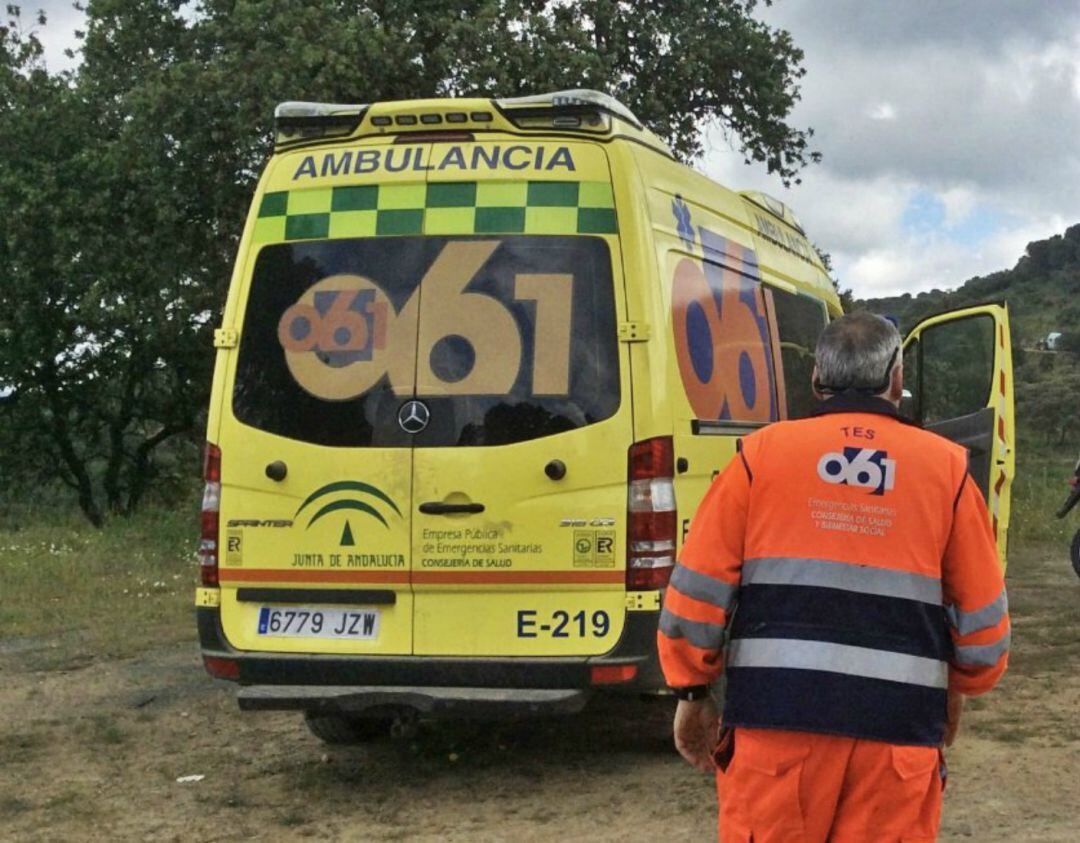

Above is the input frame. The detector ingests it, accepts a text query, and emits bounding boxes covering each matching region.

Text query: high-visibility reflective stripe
[954,631,1011,667]
[728,637,949,689]
[742,557,942,604]
[947,589,1008,635]
[669,564,738,611]
[659,607,726,651]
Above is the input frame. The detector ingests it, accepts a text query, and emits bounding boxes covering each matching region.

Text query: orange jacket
[658,394,1009,745]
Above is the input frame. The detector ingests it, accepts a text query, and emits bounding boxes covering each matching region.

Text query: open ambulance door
[901,303,1015,567]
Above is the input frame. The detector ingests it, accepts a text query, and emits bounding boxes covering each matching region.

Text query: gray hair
[814,312,901,393]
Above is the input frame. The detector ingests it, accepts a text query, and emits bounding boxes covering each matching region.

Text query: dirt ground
[2,542,1078,842]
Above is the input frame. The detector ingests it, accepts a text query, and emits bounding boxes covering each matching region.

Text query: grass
[965,438,1080,747]
[76,713,128,746]
[0,502,198,659]
[0,796,32,819]
[1008,439,1077,547]
[0,731,48,764]
[278,811,310,828]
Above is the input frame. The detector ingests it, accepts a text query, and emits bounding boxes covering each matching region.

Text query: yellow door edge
[904,302,1015,568]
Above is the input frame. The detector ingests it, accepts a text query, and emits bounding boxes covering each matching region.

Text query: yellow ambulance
[196,90,1014,742]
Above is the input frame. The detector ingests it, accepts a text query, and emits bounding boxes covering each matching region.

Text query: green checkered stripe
[253,181,617,242]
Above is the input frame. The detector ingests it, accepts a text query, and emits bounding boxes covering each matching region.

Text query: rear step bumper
[238,685,589,718]
[197,604,664,697]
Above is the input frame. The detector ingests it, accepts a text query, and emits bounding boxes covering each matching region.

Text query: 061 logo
[817,447,896,495]
[276,241,573,401]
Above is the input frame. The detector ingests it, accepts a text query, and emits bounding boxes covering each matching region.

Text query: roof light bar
[275,101,367,120]
[271,91,656,151]
[496,89,644,129]
[274,101,367,146]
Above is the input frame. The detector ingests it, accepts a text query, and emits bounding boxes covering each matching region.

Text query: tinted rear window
[233,236,619,447]
[766,287,829,419]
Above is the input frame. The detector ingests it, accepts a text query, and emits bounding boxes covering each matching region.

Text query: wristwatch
[672,685,710,701]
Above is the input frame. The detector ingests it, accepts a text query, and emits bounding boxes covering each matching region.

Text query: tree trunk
[103,354,140,513]
[42,368,104,527]
[124,425,186,515]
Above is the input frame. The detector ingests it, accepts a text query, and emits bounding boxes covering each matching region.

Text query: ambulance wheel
[1071,530,1080,580]
[303,711,391,744]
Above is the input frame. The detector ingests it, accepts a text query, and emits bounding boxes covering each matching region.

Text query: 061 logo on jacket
[817,447,897,495]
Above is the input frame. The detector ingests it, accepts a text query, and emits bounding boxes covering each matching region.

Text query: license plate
[256,606,380,640]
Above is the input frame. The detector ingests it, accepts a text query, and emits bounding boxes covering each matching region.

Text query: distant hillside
[857,225,1080,348]
[858,225,1080,446]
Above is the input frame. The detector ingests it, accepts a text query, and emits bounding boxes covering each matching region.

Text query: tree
[0,4,208,524]
[1,0,819,523]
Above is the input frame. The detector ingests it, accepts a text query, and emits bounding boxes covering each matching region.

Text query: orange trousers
[716,728,944,842]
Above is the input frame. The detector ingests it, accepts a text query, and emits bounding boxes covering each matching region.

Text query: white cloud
[866,102,897,121]
[939,187,977,228]
[695,0,1080,298]
[836,214,1069,299]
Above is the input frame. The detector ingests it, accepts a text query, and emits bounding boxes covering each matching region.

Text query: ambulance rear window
[232,236,619,447]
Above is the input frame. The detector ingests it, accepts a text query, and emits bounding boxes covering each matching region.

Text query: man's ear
[887,361,904,403]
[811,365,826,401]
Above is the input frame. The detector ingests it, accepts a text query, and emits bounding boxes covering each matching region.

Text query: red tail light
[590,664,638,685]
[199,443,221,587]
[203,655,239,680]
[627,437,677,590]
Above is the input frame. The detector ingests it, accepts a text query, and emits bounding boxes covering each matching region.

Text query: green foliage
[180,0,818,176]
[0,5,212,524]
[0,0,818,523]
[1013,351,1080,447]
[1058,330,1080,354]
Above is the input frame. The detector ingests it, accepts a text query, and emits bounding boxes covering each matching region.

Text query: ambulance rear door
[215,141,437,657]
[902,302,1015,564]
[408,141,633,657]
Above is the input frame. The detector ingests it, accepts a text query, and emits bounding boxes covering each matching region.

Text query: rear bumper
[197,604,664,712]
[238,685,589,717]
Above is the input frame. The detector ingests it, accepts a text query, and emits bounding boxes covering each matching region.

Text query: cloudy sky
[26,0,1080,298]
[703,0,1080,298]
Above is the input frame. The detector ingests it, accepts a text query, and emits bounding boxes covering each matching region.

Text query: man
[658,312,1009,842]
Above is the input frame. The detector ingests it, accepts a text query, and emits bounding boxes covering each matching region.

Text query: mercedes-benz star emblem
[398,400,430,434]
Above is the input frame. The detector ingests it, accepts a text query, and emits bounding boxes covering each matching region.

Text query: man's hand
[944,689,966,747]
[673,697,720,774]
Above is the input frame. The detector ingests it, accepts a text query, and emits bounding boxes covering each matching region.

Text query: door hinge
[618,321,651,342]
[214,327,238,349]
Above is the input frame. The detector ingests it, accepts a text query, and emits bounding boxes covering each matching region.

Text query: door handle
[419,502,485,515]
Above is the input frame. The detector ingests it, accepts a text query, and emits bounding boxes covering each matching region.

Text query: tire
[1071,530,1080,581]
[303,711,391,745]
